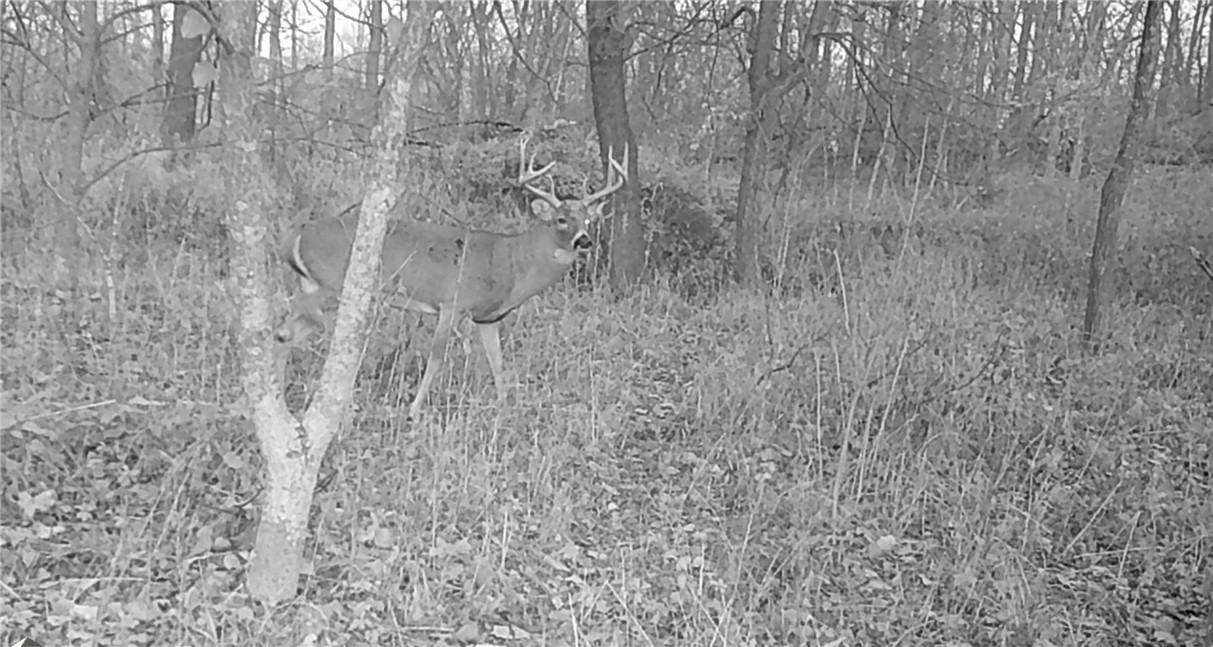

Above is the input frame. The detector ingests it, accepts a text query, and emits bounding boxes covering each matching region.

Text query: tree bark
[162,2,204,144]
[734,1,779,286]
[587,0,644,290]
[1082,0,1162,350]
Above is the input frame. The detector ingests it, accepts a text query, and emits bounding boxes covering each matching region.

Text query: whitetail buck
[277,136,629,420]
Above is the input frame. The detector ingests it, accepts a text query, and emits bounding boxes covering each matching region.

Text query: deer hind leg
[476,320,509,402]
[409,306,458,420]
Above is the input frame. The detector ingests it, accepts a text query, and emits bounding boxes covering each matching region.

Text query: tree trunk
[1044,2,1071,178]
[1070,1,1105,180]
[291,0,299,70]
[883,4,906,181]
[366,0,381,91]
[587,0,644,290]
[162,2,204,144]
[1156,0,1182,125]
[59,0,100,286]
[471,1,493,120]
[269,0,284,103]
[324,0,336,78]
[1205,1,1213,106]
[734,0,779,286]
[1011,3,1033,101]
[152,2,165,98]
[1083,0,1162,350]
[213,1,293,602]
[1028,2,1051,91]
[846,6,865,127]
[1182,0,1203,113]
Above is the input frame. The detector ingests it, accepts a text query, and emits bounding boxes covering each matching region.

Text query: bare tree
[587,0,644,289]
[1083,0,1162,349]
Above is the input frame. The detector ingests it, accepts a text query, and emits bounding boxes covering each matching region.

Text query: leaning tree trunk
[1082,0,1161,349]
[587,0,644,290]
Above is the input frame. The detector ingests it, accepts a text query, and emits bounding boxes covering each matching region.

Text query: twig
[1189,246,1212,282]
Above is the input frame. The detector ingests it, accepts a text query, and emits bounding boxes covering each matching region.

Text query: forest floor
[1,168,1210,646]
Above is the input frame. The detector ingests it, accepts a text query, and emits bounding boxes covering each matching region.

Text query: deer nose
[573,234,592,249]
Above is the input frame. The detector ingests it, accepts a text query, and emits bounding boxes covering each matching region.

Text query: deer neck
[507,227,577,292]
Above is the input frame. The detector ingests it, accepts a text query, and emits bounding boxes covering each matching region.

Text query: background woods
[2,1,1212,645]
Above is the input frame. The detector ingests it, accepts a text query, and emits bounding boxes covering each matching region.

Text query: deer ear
[531,199,556,221]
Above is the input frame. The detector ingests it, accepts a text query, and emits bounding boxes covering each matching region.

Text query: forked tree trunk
[1082,0,1161,349]
[217,0,433,602]
[587,0,644,290]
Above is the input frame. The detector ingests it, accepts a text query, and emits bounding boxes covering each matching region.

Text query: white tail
[277,136,629,420]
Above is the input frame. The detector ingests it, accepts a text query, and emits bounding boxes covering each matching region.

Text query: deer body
[284,214,586,329]
[278,138,628,420]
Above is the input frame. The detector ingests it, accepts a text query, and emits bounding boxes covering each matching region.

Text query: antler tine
[517,135,562,208]
[583,144,630,206]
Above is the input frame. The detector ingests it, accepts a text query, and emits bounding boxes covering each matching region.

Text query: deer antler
[583,145,629,212]
[518,135,562,208]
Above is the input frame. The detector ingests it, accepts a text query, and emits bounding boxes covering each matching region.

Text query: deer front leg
[409,306,458,420]
[476,320,509,402]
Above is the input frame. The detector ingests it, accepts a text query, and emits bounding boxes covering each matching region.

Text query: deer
[276,136,629,420]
